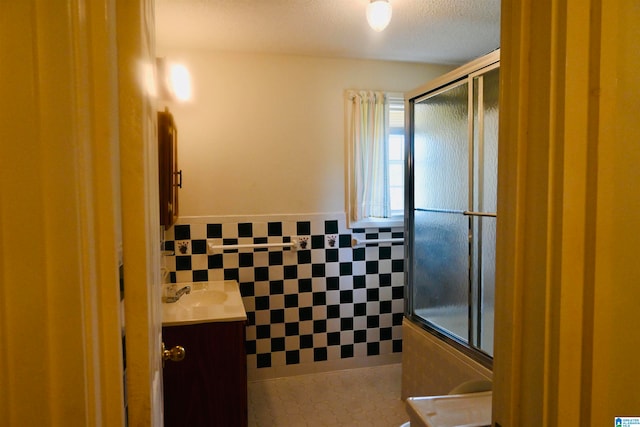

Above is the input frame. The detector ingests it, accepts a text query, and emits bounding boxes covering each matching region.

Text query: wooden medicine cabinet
[158,108,181,229]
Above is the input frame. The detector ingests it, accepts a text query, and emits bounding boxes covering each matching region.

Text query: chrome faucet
[164,285,191,303]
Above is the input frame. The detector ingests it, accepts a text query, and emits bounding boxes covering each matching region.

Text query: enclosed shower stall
[405,51,499,365]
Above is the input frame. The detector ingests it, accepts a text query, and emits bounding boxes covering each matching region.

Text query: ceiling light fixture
[366,0,392,32]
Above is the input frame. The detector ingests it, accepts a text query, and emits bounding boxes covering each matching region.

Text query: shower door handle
[415,208,497,217]
[463,211,497,218]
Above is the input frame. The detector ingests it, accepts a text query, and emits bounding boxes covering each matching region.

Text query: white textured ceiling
[155,0,500,65]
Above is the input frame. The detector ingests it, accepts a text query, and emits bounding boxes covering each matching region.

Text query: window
[387,96,405,216]
[346,91,404,229]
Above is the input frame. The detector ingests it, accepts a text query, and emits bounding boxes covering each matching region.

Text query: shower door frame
[404,51,500,368]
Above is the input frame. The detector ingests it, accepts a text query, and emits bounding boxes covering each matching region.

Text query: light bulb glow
[366,0,392,32]
[168,63,191,102]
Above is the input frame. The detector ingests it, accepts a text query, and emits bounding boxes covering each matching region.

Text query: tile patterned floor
[248,363,409,427]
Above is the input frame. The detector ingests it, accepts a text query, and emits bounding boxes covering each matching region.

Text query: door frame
[117,0,165,425]
[494,0,640,425]
[0,1,127,424]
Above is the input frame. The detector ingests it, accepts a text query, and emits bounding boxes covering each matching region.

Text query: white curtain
[347,90,389,222]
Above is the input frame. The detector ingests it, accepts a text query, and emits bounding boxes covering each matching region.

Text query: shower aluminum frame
[403,50,500,368]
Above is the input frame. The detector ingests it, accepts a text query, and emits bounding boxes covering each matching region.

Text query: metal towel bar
[351,237,404,247]
[207,240,297,252]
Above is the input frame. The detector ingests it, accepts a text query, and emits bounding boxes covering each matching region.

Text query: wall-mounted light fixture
[156,58,192,102]
[366,0,392,32]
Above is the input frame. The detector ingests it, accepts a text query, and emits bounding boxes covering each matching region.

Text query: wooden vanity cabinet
[158,108,180,229]
[162,321,248,427]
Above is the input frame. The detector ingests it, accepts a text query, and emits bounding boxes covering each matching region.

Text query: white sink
[162,281,246,326]
[184,288,228,306]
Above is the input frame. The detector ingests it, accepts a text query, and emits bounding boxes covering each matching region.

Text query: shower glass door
[406,56,499,360]
[411,81,470,342]
[471,67,499,355]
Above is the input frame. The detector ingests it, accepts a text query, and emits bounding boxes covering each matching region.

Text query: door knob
[162,342,186,363]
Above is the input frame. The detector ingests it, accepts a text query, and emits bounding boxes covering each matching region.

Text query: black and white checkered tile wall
[163,215,405,371]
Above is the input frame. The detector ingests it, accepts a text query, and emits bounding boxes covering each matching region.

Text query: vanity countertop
[162,280,247,326]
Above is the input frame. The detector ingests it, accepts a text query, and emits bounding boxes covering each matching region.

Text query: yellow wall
[156,49,452,216]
